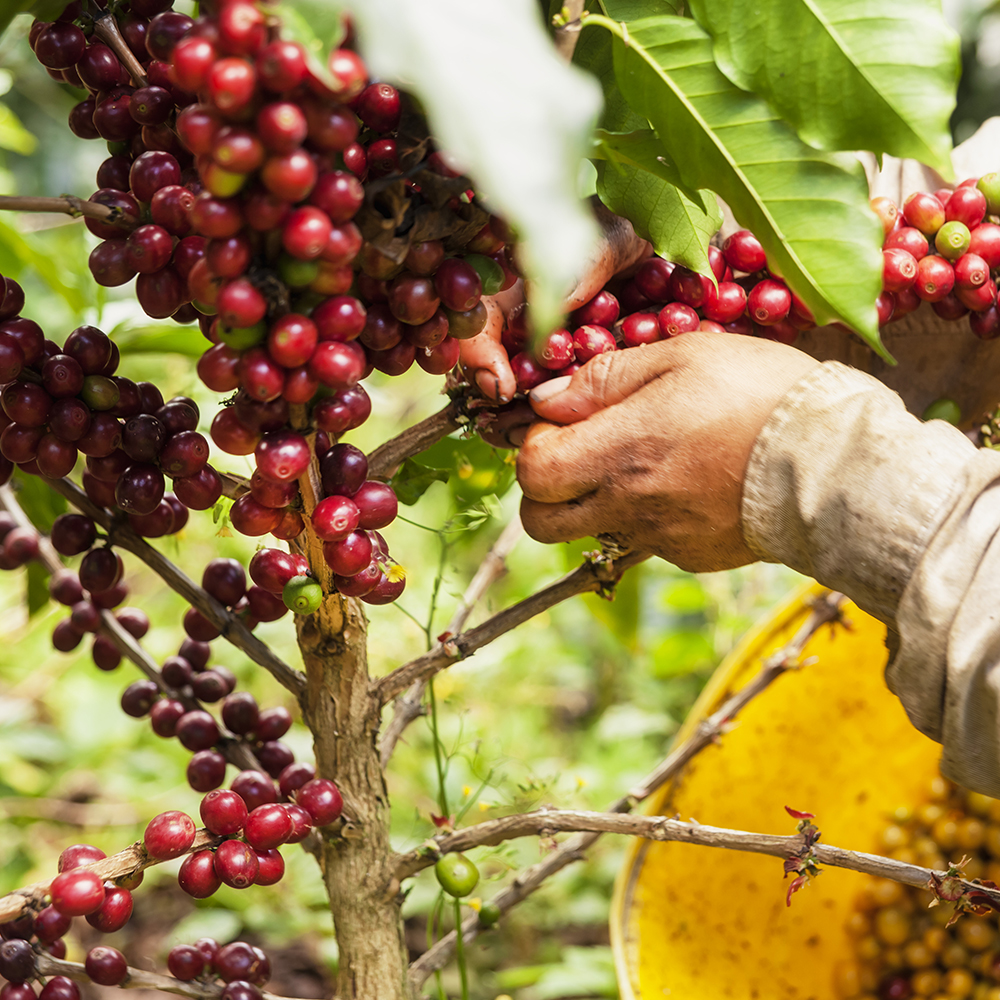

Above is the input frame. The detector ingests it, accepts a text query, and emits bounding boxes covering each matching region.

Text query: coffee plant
[0,0,984,997]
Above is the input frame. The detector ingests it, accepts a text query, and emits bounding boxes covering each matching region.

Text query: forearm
[742,363,1000,793]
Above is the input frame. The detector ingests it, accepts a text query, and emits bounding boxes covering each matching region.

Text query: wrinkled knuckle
[519,498,557,543]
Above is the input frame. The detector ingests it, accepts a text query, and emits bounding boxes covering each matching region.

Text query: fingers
[519,493,604,546]
[528,342,675,425]
[458,296,515,402]
[564,199,652,312]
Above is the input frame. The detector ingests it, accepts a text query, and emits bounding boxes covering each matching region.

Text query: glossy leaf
[0,217,87,313]
[26,562,49,618]
[594,132,721,275]
[0,104,36,156]
[586,14,886,356]
[279,0,348,92]
[109,322,206,356]
[12,469,66,534]
[353,0,602,333]
[415,435,516,506]
[687,0,958,176]
[391,457,450,506]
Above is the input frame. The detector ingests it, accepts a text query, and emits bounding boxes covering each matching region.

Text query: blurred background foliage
[1,2,998,997]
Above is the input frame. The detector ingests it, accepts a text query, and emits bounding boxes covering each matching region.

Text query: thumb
[527,345,672,425]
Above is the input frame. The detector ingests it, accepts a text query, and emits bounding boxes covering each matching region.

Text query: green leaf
[413,435,516,506]
[593,133,721,275]
[11,470,66,534]
[0,103,36,155]
[278,0,348,92]
[651,629,715,676]
[26,561,49,617]
[586,14,886,357]
[109,321,206,356]
[0,217,87,313]
[390,458,450,506]
[687,0,959,177]
[352,0,602,333]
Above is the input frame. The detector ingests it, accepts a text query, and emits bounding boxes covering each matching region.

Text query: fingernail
[530,376,573,403]
[507,426,528,447]
[476,369,502,401]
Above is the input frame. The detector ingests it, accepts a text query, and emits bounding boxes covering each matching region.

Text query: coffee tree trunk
[293,424,410,999]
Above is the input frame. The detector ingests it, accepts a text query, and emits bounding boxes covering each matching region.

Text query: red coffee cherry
[295,778,343,826]
[143,809,196,860]
[213,839,259,889]
[49,870,105,916]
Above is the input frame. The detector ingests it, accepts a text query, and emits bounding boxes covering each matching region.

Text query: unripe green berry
[80,375,121,411]
[935,221,971,260]
[978,172,1000,216]
[478,900,501,927]
[278,255,320,289]
[434,854,479,898]
[922,397,962,425]
[217,322,266,350]
[283,575,323,615]
[463,254,504,296]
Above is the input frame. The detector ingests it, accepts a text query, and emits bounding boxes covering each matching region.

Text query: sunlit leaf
[12,469,66,533]
[391,457,450,506]
[352,0,602,332]
[688,0,958,176]
[585,14,886,357]
[25,561,49,617]
[0,103,36,155]
[414,435,516,506]
[0,216,87,312]
[278,0,348,92]
[109,321,206,356]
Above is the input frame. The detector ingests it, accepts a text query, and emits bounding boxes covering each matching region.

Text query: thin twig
[407,591,846,984]
[378,515,524,766]
[377,549,649,704]
[553,0,587,61]
[366,402,461,481]
[44,477,306,699]
[92,13,149,89]
[219,469,251,501]
[0,195,137,228]
[397,809,994,898]
[0,830,222,923]
[36,952,333,1000]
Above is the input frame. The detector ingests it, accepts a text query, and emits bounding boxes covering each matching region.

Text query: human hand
[516,332,819,572]
[458,199,650,403]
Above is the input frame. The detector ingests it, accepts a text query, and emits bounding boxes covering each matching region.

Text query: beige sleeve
[741,362,1000,796]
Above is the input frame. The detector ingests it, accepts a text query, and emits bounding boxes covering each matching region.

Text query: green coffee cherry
[922,397,962,425]
[934,221,971,261]
[477,900,501,927]
[80,375,121,412]
[463,254,505,296]
[978,172,1000,216]
[283,575,323,615]
[279,254,321,289]
[444,302,488,340]
[434,854,479,898]
[217,322,266,350]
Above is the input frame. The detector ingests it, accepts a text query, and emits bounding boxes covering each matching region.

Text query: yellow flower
[478,801,493,812]
[462,785,472,797]
[387,563,406,583]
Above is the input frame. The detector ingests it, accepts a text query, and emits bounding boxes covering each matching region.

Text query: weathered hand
[516,332,819,572]
[458,199,650,402]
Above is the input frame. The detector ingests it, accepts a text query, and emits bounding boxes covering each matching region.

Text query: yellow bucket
[611,583,944,999]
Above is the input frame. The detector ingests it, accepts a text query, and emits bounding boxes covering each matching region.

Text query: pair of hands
[456,209,818,572]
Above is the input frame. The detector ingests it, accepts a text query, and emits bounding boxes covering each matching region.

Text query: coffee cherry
[203,558,247,607]
[0,940,34,983]
[903,191,946,235]
[150,698,185,737]
[144,810,196,860]
[747,279,792,325]
[295,777,342,826]
[923,397,962,424]
[178,850,222,899]
[255,706,292,742]
[85,946,128,987]
[243,803,293,851]
[214,839,259,889]
[121,679,160,718]
[38,979,78,1000]
[282,576,322,615]
[231,769,278,810]
[33,907,71,945]
[188,749,227,792]
[915,255,955,301]
[702,282,748,324]
[168,945,205,981]
[176,709,221,751]
[200,788,249,835]
[323,531,373,577]
[935,220,971,260]
[435,854,479,897]
[722,230,766,272]
[946,185,987,228]
[85,886,133,933]
[882,248,918,293]
[352,481,398,530]
[50,869,105,916]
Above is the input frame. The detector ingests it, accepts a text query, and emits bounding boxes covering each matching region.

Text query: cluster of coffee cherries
[0,304,222,515]
[166,937,272,1000]
[139,769,341,898]
[497,175,1000,400]
[840,775,1000,1000]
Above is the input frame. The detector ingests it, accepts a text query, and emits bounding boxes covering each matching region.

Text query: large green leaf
[586,14,886,356]
[0,217,87,313]
[109,321,205,356]
[687,0,959,177]
[352,0,602,333]
[594,153,720,275]
[278,0,348,92]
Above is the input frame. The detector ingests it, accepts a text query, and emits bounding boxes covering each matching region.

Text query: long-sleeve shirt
[741,362,1000,795]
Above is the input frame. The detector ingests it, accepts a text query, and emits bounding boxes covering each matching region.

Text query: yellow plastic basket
[611,583,943,999]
